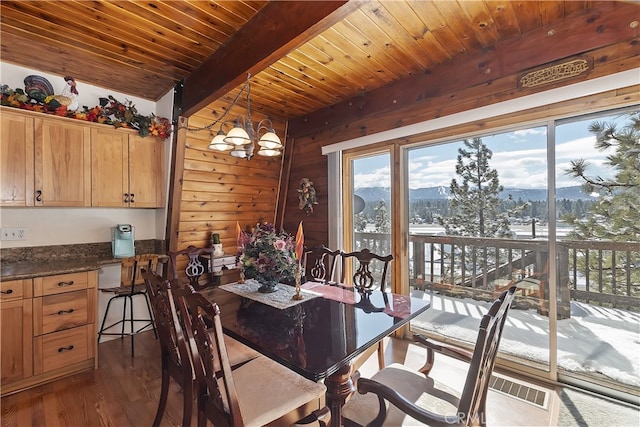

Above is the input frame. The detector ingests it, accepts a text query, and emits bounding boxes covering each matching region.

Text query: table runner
[301,282,413,319]
[220,279,320,310]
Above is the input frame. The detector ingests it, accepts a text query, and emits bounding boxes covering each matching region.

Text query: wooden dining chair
[341,248,394,370]
[303,245,341,284]
[342,286,517,427]
[141,268,193,427]
[168,245,214,289]
[98,254,159,356]
[174,290,330,427]
[341,248,393,292]
[141,269,260,427]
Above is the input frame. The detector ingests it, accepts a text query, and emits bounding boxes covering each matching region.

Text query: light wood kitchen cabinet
[34,116,91,206]
[0,271,97,396]
[91,128,164,208]
[0,110,35,206]
[0,280,33,386]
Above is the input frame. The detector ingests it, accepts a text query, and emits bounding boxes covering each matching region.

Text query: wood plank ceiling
[0,0,622,123]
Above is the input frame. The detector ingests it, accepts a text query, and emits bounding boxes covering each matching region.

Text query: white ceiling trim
[322,68,640,155]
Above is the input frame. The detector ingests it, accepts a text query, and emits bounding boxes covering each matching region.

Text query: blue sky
[353,111,630,190]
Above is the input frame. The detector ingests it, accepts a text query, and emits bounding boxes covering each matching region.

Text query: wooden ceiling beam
[288,1,640,137]
[181,0,360,117]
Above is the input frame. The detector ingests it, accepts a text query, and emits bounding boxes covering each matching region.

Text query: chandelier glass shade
[205,74,283,159]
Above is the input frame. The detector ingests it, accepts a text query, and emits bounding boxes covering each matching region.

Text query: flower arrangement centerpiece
[238,222,298,293]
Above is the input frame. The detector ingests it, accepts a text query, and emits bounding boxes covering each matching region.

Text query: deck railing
[353,232,640,318]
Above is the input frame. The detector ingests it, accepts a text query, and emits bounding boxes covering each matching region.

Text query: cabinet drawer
[34,325,93,374]
[1,280,31,302]
[35,325,90,374]
[34,272,90,296]
[36,290,89,335]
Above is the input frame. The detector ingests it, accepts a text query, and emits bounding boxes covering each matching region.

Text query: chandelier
[206,74,282,159]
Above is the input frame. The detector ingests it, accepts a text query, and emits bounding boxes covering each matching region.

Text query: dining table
[197,275,431,427]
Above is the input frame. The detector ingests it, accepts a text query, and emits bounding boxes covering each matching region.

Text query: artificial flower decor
[1,85,171,138]
[238,222,298,292]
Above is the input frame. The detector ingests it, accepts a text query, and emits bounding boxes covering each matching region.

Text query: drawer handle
[1,289,13,294]
[57,281,75,287]
[58,345,74,353]
[58,308,75,315]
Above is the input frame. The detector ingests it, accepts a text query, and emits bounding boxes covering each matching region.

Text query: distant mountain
[355,185,595,203]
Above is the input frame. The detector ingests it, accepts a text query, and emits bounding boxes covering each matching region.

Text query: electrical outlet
[15,227,26,240]
[0,227,27,241]
[0,227,12,241]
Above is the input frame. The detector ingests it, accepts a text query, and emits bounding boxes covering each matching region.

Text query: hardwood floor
[1,330,558,427]
[1,330,189,427]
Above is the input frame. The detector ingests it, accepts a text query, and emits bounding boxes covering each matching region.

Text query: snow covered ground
[410,291,640,388]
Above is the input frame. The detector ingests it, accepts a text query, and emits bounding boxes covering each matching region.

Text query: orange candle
[295,221,304,264]
[236,221,242,248]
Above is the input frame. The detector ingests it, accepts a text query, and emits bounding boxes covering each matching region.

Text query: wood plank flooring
[1,330,558,426]
[1,331,189,427]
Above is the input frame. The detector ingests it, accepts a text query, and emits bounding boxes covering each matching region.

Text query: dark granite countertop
[0,257,121,281]
[0,240,167,281]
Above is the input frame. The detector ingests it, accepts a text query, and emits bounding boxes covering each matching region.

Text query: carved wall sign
[520,58,591,88]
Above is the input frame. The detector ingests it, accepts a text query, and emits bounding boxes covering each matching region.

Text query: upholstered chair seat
[342,363,460,426]
[222,355,326,426]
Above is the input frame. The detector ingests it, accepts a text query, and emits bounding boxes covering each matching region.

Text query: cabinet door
[128,134,164,208]
[91,127,128,207]
[34,117,91,206]
[0,109,34,206]
[0,298,33,384]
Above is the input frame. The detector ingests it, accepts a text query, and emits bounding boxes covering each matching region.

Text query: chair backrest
[141,269,191,387]
[168,245,213,288]
[303,245,341,283]
[121,254,160,287]
[457,286,517,425]
[340,248,393,291]
[174,289,244,426]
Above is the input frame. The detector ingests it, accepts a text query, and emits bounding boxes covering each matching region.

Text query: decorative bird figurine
[60,76,79,110]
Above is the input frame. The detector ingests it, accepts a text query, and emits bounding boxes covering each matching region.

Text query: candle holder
[292,264,304,300]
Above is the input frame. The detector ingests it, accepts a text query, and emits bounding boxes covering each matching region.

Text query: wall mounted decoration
[298,178,318,215]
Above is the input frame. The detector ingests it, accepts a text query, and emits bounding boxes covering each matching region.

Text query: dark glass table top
[199,281,430,381]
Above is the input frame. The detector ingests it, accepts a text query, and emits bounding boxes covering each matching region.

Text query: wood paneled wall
[170,100,288,254]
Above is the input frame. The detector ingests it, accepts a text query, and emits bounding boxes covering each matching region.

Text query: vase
[257,276,279,293]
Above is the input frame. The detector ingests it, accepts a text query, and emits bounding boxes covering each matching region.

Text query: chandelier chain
[177,74,252,132]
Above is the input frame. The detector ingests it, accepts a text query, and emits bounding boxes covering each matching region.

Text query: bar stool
[98,254,160,356]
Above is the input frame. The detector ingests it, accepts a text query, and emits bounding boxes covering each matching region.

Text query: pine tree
[564,112,640,241]
[354,212,368,232]
[373,199,390,233]
[563,111,640,298]
[437,137,513,238]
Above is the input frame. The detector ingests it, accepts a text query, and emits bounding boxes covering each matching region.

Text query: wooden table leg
[325,362,355,427]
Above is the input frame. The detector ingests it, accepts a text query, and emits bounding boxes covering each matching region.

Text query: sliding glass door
[554,109,640,398]
[343,149,393,289]
[405,127,552,380]
[340,106,639,401]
